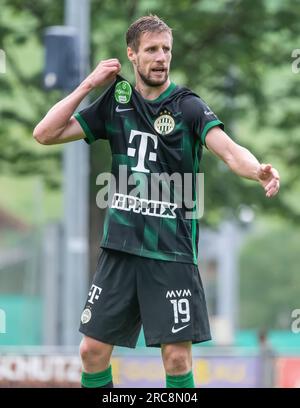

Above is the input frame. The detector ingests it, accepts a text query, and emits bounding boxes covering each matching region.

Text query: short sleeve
[74,82,114,144]
[182,95,224,147]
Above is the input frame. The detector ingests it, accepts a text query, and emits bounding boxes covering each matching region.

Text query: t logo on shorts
[88,284,102,304]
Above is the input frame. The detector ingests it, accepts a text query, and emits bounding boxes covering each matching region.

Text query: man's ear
[127,46,136,65]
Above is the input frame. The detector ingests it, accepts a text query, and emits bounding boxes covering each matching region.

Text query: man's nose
[155,49,166,61]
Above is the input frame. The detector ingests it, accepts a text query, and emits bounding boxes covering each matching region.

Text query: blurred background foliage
[0,0,300,329]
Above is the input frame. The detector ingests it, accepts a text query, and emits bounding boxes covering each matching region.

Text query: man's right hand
[33,58,121,145]
[85,59,121,89]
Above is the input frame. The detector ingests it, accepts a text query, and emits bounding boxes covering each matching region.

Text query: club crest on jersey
[115,80,132,104]
[154,111,175,135]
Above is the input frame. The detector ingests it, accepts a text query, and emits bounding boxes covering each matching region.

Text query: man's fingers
[93,59,121,74]
[100,59,121,67]
[259,163,280,198]
[266,186,279,198]
[265,185,276,195]
[102,62,121,69]
[265,180,280,197]
[272,168,280,180]
[261,163,272,173]
[258,164,271,180]
[103,65,120,74]
[87,59,122,88]
[100,58,120,64]
[259,164,280,184]
[265,178,277,191]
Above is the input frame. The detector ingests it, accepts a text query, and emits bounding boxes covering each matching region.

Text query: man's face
[128,31,172,87]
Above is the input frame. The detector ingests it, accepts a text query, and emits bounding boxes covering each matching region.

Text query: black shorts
[79,249,211,348]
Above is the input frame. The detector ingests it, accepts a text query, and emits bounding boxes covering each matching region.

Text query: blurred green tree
[239,222,300,329]
[0,0,63,188]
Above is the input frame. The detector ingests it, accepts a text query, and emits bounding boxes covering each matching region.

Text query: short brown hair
[126,15,172,52]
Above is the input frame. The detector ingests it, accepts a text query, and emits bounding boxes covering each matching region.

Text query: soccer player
[33,15,280,388]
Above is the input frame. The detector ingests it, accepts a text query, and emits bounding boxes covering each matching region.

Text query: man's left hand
[258,163,280,198]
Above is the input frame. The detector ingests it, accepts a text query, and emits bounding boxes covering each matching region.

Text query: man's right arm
[33,59,121,145]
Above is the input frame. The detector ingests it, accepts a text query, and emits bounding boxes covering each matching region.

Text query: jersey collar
[145,82,177,103]
[136,82,177,104]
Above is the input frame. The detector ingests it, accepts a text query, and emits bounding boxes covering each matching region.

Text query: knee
[162,343,192,375]
[79,336,111,366]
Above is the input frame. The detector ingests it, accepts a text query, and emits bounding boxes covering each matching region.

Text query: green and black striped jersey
[75,75,224,264]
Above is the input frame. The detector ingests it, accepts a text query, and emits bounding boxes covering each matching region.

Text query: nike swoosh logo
[204,110,213,115]
[171,324,190,334]
[116,105,134,113]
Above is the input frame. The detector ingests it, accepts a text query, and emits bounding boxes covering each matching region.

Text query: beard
[137,65,169,87]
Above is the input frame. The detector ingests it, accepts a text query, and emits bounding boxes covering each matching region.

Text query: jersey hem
[100,243,197,265]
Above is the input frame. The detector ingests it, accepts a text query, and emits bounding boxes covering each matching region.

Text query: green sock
[81,365,113,388]
[166,370,195,388]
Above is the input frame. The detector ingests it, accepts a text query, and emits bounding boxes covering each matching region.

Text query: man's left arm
[205,126,280,198]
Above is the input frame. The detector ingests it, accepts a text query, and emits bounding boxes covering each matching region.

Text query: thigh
[79,249,142,348]
[136,259,211,347]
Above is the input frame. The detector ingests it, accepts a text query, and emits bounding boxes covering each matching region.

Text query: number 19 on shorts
[170,299,190,324]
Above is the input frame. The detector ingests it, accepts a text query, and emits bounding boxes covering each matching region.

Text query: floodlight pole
[61,0,90,345]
